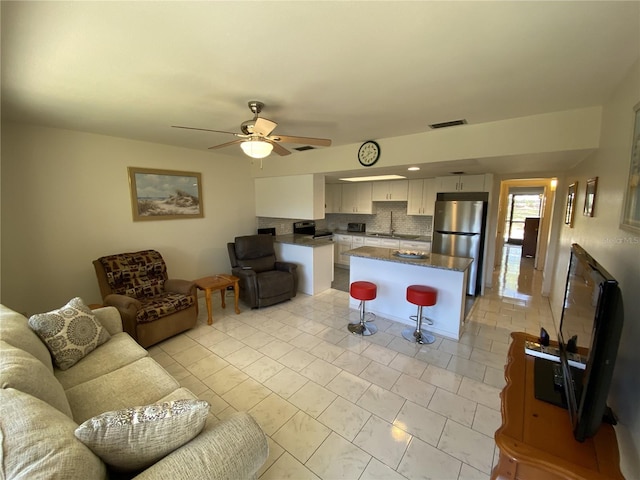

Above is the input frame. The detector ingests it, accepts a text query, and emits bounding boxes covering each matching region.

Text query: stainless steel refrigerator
[432,200,486,296]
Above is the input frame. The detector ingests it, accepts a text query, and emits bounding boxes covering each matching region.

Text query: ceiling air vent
[293,146,316,152]
[429,119,468,129]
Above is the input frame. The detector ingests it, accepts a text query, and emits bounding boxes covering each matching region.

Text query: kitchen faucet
[390,211,394,236]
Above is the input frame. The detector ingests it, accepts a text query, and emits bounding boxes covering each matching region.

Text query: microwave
[347,223,366,233]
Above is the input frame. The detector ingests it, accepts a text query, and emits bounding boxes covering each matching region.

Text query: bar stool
[348,281,378,336]
[402,285,436,344]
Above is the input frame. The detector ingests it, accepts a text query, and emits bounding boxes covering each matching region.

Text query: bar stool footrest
[401,327,435,345]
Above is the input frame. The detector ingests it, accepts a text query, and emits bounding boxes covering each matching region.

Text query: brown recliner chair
[228,235,298,308]
[93,249,197,348]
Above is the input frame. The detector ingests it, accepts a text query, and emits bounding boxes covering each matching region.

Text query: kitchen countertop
[333,230,432,242]
[274,234,334,247]
[344,246,472,272]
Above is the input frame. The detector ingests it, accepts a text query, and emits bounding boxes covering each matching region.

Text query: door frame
[494,178,556,271]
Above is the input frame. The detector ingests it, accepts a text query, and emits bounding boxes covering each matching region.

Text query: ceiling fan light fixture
[240,139,273,159]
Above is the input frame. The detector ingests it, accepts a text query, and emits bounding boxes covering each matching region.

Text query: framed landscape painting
[128,167,203,221]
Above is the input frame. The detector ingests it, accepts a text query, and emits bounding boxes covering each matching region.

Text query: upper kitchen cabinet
[325,184,342,213]
[371,180,408,201]
[407,178,436,216]
[437,174,487,192]
[255,174,325,219]
[341,183,375,214]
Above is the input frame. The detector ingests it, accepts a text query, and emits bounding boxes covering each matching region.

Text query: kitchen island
[274,234,334,295]
[345,246,472,340]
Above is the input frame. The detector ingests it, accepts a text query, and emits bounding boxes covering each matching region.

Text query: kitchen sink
[366,233,420,240]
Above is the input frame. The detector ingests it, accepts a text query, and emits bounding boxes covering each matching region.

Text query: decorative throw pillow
[28,297,111,370]
[74,399,210,472]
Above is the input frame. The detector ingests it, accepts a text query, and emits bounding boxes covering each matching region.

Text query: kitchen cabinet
[407,178,436,216]
[371,180,408,201]
[365,237,400,249]
[334,234,353,266]
[399,240,431,253]
[341,183,374,214]
[437,174,486,193]
[255,174,325,219]
[325,184,342,213]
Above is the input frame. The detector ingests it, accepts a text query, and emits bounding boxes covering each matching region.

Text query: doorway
[494,180,555,276]
[504,193,543,245]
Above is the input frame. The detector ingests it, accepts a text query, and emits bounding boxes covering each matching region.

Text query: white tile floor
[148,245,554,480]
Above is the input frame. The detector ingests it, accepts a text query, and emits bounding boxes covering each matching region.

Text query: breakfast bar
[345,246,472,340]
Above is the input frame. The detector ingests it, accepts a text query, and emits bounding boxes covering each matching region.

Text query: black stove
[293,221,333,239]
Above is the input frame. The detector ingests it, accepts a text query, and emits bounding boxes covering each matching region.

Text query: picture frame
[128,167,203,221]
[565,181,578,228]
[583,177,598,217]
[620,102,640,233]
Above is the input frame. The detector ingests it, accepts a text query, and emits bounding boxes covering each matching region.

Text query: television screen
[557,244,623,441]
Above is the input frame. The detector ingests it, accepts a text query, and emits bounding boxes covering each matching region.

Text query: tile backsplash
[258,202,432,236]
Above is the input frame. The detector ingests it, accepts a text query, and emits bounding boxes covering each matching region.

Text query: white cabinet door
[379,238,400,249]
[422,178,436,215]
[335,234,353,266]
[325,184,342,213]
[364,237,380,247]
[342,184,374,214]
[388,180,408,201]
[364,237,399,248]
[437,174,486,192]
[351,235,365,246]
[407,178,436,215]
[399,240,431,253]
[372,180,408,201]
[458,174,485,192]
[355,184,374,213]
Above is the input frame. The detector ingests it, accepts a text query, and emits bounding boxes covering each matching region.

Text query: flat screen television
[535,243,624,441]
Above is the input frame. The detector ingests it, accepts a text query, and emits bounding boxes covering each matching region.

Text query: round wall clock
[358,140,380,167]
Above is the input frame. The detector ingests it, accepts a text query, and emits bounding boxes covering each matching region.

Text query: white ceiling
[2,1,639,176]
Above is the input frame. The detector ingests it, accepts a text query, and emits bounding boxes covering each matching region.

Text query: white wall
[1,124,257,315]
[249,107,602,178]
[548,60,640,476]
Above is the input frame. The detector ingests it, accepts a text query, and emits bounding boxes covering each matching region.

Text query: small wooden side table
[193,274,240,325]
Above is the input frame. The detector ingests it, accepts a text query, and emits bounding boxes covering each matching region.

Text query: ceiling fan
[172,101,332,159]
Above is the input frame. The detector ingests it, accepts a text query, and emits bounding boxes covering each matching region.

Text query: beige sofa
[0,304,269,479]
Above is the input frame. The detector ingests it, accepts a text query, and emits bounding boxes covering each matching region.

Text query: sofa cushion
[0,388,107,480]
[55,332,148,390]
[65,357,181,423]
[0,340,73,418]
[0,304,54,372]
[75,399,209,472]
[28,297,111,370]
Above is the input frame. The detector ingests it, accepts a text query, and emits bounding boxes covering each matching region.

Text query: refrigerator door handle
[436,231,477,236]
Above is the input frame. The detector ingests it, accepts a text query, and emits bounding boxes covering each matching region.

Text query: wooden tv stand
[492,332,623,480]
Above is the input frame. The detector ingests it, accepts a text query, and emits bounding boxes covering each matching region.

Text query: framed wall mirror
[583,177,598,217]
[565,182,578,227]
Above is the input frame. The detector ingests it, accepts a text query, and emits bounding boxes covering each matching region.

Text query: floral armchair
[93,249,197,347]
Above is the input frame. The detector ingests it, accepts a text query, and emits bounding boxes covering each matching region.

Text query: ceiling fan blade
[268,140,291,156]
[270,135,332,147]
[172,125,242,136]
[207,139,244,150]
[253,118,278,137]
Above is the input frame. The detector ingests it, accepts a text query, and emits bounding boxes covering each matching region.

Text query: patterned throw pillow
[28,297,111,370]
[74,399,210,472]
